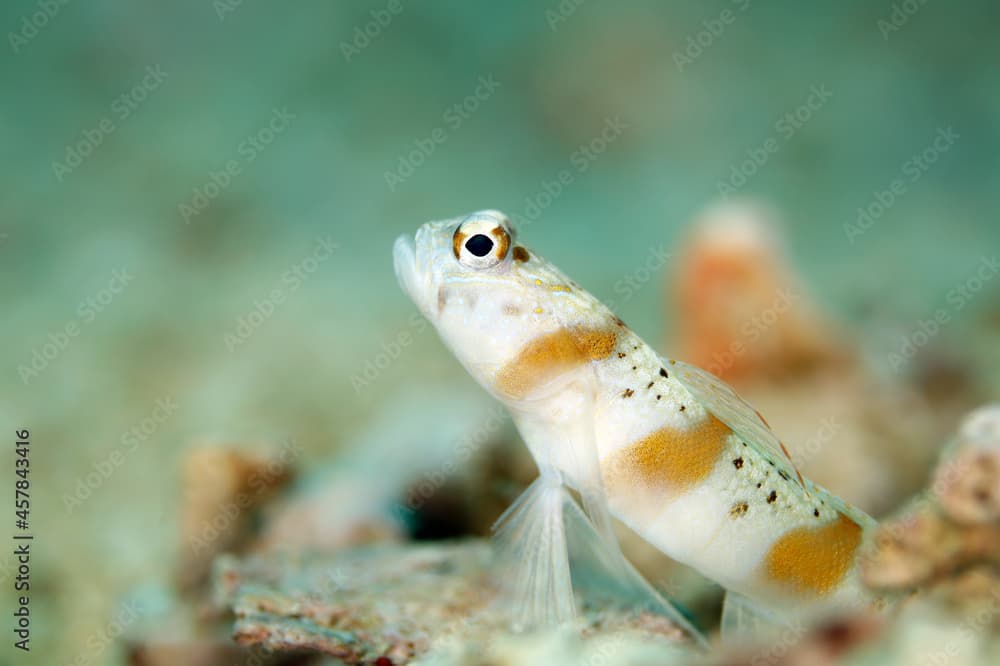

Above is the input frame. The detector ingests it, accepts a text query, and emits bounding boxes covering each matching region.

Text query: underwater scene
[2,1,999,664]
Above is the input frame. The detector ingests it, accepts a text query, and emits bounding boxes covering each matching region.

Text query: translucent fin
[493,472,708,648]
[665,357,880,529]
[721,591,791,643]
[562,494,709,650]
[665,357,807,491]
[492,473,577,629]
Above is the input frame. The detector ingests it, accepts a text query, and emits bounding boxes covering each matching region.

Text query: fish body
[393,210,877,615]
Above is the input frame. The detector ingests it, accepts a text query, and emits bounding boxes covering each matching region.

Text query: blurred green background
[1,1,998,664]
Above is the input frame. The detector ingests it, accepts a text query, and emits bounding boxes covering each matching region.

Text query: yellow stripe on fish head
[494,326,619,400]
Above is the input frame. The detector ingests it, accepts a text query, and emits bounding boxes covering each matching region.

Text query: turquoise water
[1,2,998,664]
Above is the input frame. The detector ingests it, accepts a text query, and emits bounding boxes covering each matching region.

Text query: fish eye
[466,234,494,257]
[453,214,511,269]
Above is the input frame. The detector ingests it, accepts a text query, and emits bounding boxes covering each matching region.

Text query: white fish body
[393,210,878,624]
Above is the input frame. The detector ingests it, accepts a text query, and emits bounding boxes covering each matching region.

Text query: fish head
[394,209,596,402]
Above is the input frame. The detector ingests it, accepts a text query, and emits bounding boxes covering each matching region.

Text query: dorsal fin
[664,357,807,495]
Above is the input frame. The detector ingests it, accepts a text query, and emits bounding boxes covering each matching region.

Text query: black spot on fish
[767,491,777,504]
[679,405,686,412]
[647,381,655,389]
[618,352,627,359]
[730,502,749,518]
[623,388,635,398]
[656,395,662,400]
[814,508,820,518]
[733,457,744,470]
[660,368,669,378]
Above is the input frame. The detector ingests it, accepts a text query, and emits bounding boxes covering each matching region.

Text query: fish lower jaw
[392,234,422,306]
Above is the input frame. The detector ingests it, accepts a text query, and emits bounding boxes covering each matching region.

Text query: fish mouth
[393,233,417,300]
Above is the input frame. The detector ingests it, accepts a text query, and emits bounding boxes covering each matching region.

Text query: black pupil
[466,234,494,257]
